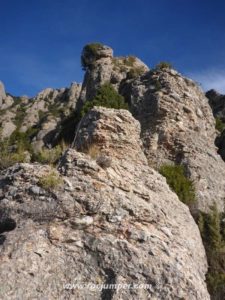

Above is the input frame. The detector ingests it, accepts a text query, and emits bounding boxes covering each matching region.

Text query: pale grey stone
[0,108,209,299]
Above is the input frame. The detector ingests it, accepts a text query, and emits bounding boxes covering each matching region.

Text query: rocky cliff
[206,89,225,162]
[0,81,81,149]
[78,43,149,109]
[0,108,209,299]
[121,68,225,213]
[1,43,225,299]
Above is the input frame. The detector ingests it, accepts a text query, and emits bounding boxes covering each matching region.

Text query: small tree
[81,83,128,117]
[81,43,104,70]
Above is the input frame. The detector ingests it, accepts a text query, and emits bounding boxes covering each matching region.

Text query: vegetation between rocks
[81,83,128,117]
[32,143,66,165]
[159,164,225,298]
[81,42,104,69]
[198,206,225,299]
[215,117,225,133]
[0,127,66,169]
[159,164,196,205]
[38,169,63,191]
[156,61,173,70]
[0,138,28,169]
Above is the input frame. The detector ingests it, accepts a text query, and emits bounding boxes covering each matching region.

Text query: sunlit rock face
[122,68,225,212]
[0,107,209,299]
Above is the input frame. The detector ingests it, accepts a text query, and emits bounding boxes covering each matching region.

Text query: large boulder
[0,107,209,299]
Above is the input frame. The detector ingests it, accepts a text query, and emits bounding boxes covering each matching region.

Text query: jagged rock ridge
[1,42,225,299]
[0,108,209,299]
[0,81,81,148]
[122,68,225,212]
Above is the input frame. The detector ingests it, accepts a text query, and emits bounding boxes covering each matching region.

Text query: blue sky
[1,0,225,96]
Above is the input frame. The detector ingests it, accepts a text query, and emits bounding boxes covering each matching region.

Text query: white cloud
[187,69,225,93]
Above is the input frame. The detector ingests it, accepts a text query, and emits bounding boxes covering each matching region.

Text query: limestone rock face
[0,81,6,106]
[78,44,149,108]
[0,110,17,138]
[81,43,113,67]
[0,82,82,145]
[123,68,225,212]
[0,81,15,111]
[0,108,209,299]
[206,89,225,161]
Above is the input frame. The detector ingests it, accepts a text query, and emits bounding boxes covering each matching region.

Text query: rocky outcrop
[1,44,225,214]
[0,81,81,146]
[0,81,14,110]
[206,89,225,120]
[0,107,209,299]
[0,81,6,106]
[121,68,225,212]
[205,90,225,162]
[78,43,149,109]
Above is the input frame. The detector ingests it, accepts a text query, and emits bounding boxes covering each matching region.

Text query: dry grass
[86,144,101,159]
[38,168,63,191]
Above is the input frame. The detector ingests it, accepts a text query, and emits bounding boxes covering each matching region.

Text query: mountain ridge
[0,43,225,299]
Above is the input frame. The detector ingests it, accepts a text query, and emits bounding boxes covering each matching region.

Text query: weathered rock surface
[0,81,14,111]
[0,81,81,145]
[78,44,149,109]
[1,45,225,214]
[206,89,225,120]
[0,81,6,106]
[205,89,225,161]
[0,108,209,299]
[121,68,225,212]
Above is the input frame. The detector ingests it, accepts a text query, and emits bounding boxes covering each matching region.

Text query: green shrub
[159,164,196,205]
[123,56,136,67]
[0,138,27,169]
[9,128,36,152]
[215,117,225,133]
[81,43,104,69]
[38,169,63,191]
[47,104,64,118]
[14,106,26,128]
[83,43,103,55]
[81,83,128,117]
[198,206,225,299]
[156,61,173,70]
[38,110,45,121]
[112,56,145,76]
[127,66,146,79]
[154,80,162,91]
[0,126,39,169]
